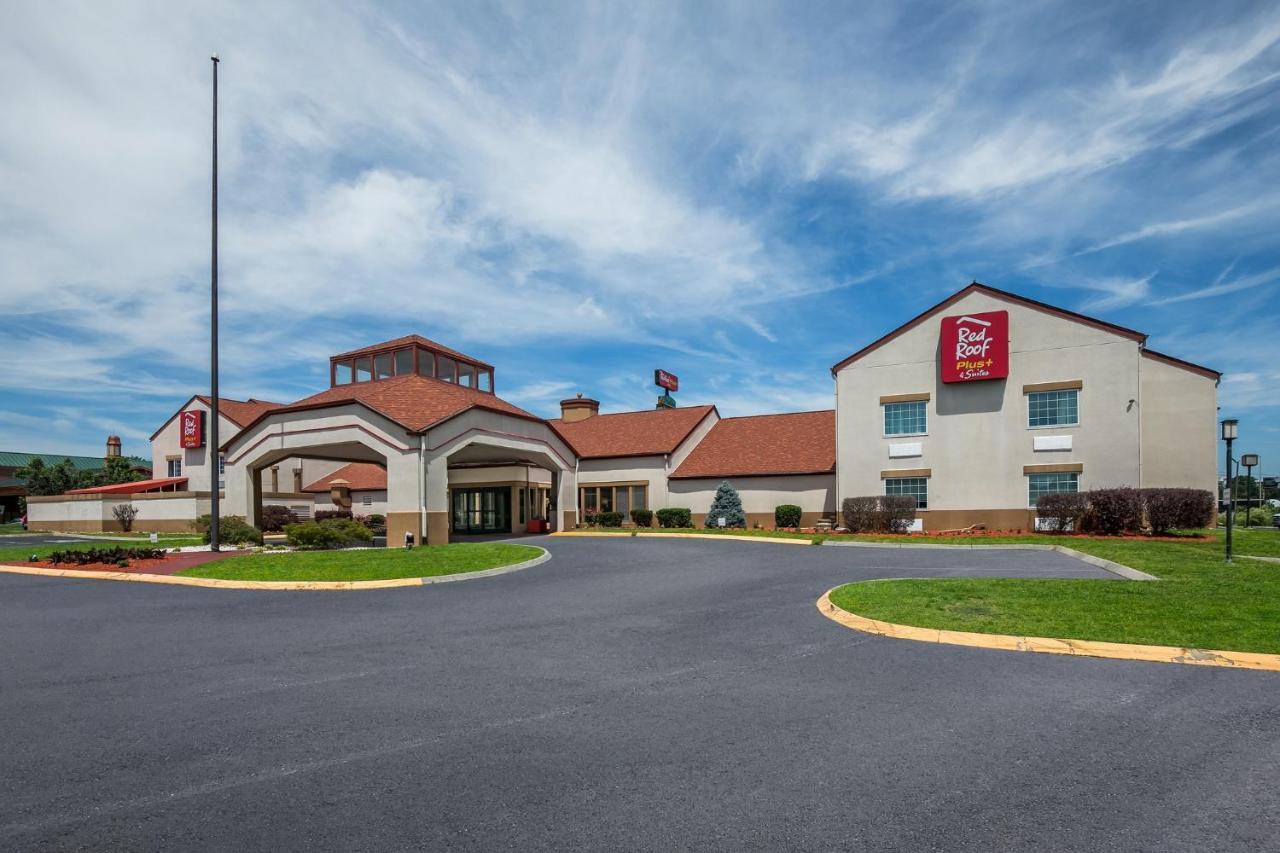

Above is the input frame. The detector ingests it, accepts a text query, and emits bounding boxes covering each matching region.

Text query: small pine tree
[705,480,746,528]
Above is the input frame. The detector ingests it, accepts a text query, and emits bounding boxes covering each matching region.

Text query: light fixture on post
[1221,418,1238,563]
[1241,453,1260,530]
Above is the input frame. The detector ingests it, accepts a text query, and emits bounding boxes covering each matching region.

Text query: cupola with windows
[329,335,495,393]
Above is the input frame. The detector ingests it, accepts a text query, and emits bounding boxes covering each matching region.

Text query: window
[361,494,373,507]
[218,454,225,475]
[631,485,647,510]
[616,487,630,516]
[1028,389,1078,428]
[394,348,413,376]
[885,476,928,509]
[438,356,457,383]
[1028,472,1079,507]
[477,369,492,392]
[519,488,526,524]
[417,350,435,378]
[167,457,181,477]
[457,363,474,388]
[599,487,613,513]
[374,352,393,380]
[354,356,372,382]
[884,400,927,436]
[580,485,646,516]
[334,360,353,385]
[582,487,598,514]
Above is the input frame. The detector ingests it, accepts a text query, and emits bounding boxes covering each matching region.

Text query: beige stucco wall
[1138,354,1218,492]
[836,291,1148,515]
[26,492,211,532]
[668,474,836,522]
[577,455,668,509]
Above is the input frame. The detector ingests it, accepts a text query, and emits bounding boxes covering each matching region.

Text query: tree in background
[15,458,92,496]
[98,455,146,487]
[705,480,746,528]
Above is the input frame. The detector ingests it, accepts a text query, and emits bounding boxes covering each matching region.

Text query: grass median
[0,535,205,563]
[828,529,1280,654]
[176,542,542,582]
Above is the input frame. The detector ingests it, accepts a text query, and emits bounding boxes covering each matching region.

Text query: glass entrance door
[450,488,510,534]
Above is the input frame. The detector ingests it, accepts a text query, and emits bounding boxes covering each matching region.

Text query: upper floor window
[167,457,182,477]
[354,356,372,382]
[329,344,493,392]
[884,401,927,436]
[1028,390,1078,428]
[477,369,492,392]
[374,352,393,380]
[457,362,474,388]
[334,361,353,385]
[394,348,413,376]
[885,476,928,509]
[438,355,457,383]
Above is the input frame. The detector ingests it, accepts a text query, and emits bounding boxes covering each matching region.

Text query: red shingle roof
[195,396,283,428]
[670,410,835,479]
[332,334,493,369]
[66,477,188,495]
[302,463,387,493]
[242,374,537,435]
[548,405,717,459]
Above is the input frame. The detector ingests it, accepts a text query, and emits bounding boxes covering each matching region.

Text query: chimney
[560,393,600,423]
[106,435,122,458]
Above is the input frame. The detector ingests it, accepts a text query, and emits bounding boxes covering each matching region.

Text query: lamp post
[1241,453,1260,529]
[209,53,221,552]
[1222,418,1238,563]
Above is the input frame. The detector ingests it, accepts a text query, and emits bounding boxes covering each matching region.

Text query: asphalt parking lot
[1,537,1276,851]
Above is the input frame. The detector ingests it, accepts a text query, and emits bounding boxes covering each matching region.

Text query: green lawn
[0,536,204,564]
[829,529,1280,654]
[178,542,542,582]
[0,521,27,535]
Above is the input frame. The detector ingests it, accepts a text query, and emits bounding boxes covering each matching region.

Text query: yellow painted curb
[816,590,1280,672]
[0,547,549,591]
[550,531,812,546]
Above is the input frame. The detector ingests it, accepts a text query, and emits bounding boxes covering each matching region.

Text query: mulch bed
[20,550,248,576]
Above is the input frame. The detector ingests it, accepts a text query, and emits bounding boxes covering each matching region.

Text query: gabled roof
[671,410,836,479]
[831,282,1149,375]
[66,476,187,495]
[332,334,493,369]
[231,373,538,441]
[150,396,284,441]
[548,405,717,459]
[303,462,387,493]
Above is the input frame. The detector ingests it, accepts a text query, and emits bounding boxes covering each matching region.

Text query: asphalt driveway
[1,537,1275,851]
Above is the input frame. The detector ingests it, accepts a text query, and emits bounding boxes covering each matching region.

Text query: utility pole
[210,54,221,552]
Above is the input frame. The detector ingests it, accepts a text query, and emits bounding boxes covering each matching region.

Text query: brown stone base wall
[26,519,199,534]
[424,511,450,546]
[917,509,1037,532]
[387,511,425,548]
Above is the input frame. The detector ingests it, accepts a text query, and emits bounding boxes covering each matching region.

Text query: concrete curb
[817,590,1280,672]
[550,531,812,546]
[823,540,1158,580]
[0,547,550,591]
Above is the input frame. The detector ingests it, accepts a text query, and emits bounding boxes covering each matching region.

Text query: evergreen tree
[705,480,746,528]
[99,455,145,486]
[15,458,82,496]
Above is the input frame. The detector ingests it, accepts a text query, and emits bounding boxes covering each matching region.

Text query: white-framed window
[1028,389,1079,428]
[885,476,928,509]
[884,401,927,436]
[166,457,181,477]
[1028,472,1079,507]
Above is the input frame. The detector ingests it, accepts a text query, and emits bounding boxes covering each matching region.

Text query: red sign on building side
[179,409,205,449]
[940,310,1009,383]
[654,369,679,392]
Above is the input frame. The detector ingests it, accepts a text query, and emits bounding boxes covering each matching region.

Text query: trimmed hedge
[630,509,654,528]
[284,518,373,549]
[1142,488,1215,534]
[1035,492,1087,532]
[774,504,803,528]
[656,507,692,528]
[195,514,264,546]
[597,511,624,528]
[314,509,354,522]
[841,496,916,533]
[260,504,295,533]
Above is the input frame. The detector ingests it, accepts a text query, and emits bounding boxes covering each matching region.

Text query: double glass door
[451,488,510,534]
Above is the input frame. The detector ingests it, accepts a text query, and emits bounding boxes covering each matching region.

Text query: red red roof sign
[179,410,205,448]
[940,310,1009,383]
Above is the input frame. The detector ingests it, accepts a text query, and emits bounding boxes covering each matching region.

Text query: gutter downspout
[418,433,426,544]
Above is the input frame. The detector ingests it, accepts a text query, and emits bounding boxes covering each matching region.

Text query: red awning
[65,477,188,496]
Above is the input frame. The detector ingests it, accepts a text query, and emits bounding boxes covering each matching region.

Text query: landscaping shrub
[46,546,165,566]
[260,504,295,533]
[842,496,916,533]
[111,503,139,532]
[656,507,692,528]
[841,496,878,533]
[284,518,373,549]
[1142,487,1213,534]
[314,509,354,522]
[195,514,264,546]
[597,511,624,528]
[582,511,599,527]
[704,481,746,528]
[1081,487,1143,534]
[774,504,803,529]
[1036,492,1087,533]
[356,513,387,535]
[630,509,653,528]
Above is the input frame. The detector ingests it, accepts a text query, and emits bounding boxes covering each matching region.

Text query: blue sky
[2,1,1277,475]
